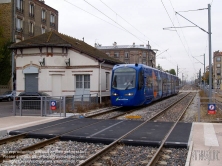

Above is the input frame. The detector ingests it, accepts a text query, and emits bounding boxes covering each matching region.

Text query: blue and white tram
[110,64,179,107]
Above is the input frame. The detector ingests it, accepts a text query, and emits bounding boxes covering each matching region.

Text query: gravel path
[157,148,188,166]
[117,93,187,121]
[1,141,106,166]
[93,144,157,166]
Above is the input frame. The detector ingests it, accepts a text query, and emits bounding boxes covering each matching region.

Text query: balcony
[41,18,46,24]
[50,22,55,27]
[29,13,35,19]
[28,32,34,37]
[16,28,23,32]
[16,7,23,14]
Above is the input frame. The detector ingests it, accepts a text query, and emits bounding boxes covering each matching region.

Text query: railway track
[75,92,195,166]
[88,93,187,120]
[0,92,196,165]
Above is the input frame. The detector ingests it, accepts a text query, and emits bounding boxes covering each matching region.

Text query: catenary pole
[208,4,212,100]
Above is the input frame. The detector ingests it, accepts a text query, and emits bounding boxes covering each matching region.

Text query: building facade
[213,51,222,88]
[96,42,156,68]
[10,31,121,99]
[0,0,58,43]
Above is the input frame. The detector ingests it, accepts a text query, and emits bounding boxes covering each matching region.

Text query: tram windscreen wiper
[125,85,130,90]
[125,79,133,90]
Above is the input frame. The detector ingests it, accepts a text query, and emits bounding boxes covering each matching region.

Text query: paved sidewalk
[0,116,62,135]
[190,122,222,166]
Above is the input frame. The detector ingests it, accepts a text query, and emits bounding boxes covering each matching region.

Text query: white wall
[15,47,114,97]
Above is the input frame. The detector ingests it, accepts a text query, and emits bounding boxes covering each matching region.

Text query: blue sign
[208,104,216,114]
[208,104,215,111]
[51,101,56,110]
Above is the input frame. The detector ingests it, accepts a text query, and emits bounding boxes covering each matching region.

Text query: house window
[76,75,90,89]
[106,73,109,90]
[142,61,146,65]
[125,52,129,58]
[42,9,46,23]
[106,52,110,57]
[114,52,119,58]
[217,69,221,75]
[217,64,221,68]
[142,52,146,58]
[16,0,23,13]
[84,75,90,89]
[41,26,45,34]
[50,14,55,27]
[16,18,23,31]
[29,22,34,35]
[62,47,68,54]
[216,57,221,62]
[29,4,34,18]
[76,75,82,88]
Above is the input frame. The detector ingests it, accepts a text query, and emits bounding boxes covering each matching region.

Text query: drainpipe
[99,60,105,104]
[12,0,16,91]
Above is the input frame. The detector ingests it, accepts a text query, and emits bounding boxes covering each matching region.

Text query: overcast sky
[45,0,221,81]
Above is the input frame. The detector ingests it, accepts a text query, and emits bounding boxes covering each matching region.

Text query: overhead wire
[83,0,147,45]
[63,0,125,32]
[173,3,209,76]
[177,8,208,13]
[99,0,162,49]
[163,0,198,75]
[160,0,187,67]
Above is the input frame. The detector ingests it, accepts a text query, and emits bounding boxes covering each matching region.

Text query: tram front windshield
[112,67,136,90]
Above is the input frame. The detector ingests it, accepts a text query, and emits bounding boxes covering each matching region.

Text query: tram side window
[176,79,179,86]
[138,70,144,90]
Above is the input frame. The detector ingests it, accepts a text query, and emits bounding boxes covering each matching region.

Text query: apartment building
[0,0,58,43]
[213,51,222,88]
[96,42,157,68]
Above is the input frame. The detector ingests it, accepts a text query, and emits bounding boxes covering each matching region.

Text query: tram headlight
[112,93,119,96]
[125,93,134,96]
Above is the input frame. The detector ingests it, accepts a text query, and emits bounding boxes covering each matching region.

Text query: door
[25,74,38,92]
[52,75,62,96]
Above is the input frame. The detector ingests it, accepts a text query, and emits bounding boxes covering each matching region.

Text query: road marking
[204,123,219,146]
[88,121,124,137]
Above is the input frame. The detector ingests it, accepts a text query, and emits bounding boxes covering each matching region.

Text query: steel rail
[111,93,187,120]
[84,106,122,118]
[77,92,191,166]
[147,92,191,121]
[147,92,196,166]
[0,92,189,164]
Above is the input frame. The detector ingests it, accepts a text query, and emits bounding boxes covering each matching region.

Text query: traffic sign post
[51,101,56,110]
[208,104,216,114]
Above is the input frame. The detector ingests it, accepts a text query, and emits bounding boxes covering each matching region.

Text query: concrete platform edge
[185,141,193,166]
[0,130,8,137]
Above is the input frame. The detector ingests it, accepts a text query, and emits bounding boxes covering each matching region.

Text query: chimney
[133,42,135,47]
[113,42,117,47]
[39,0,45,3]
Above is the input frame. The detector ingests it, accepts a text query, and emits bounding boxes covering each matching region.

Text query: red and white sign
[51,101,56,110]
[208,104,216,114]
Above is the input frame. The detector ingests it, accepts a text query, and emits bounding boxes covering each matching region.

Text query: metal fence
[13,93,98,117]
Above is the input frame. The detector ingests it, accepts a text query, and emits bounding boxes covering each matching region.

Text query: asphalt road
[0,101,14,117]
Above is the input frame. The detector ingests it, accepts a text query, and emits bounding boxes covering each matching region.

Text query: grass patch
[197,90,222,122]
[65,100,112,114]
